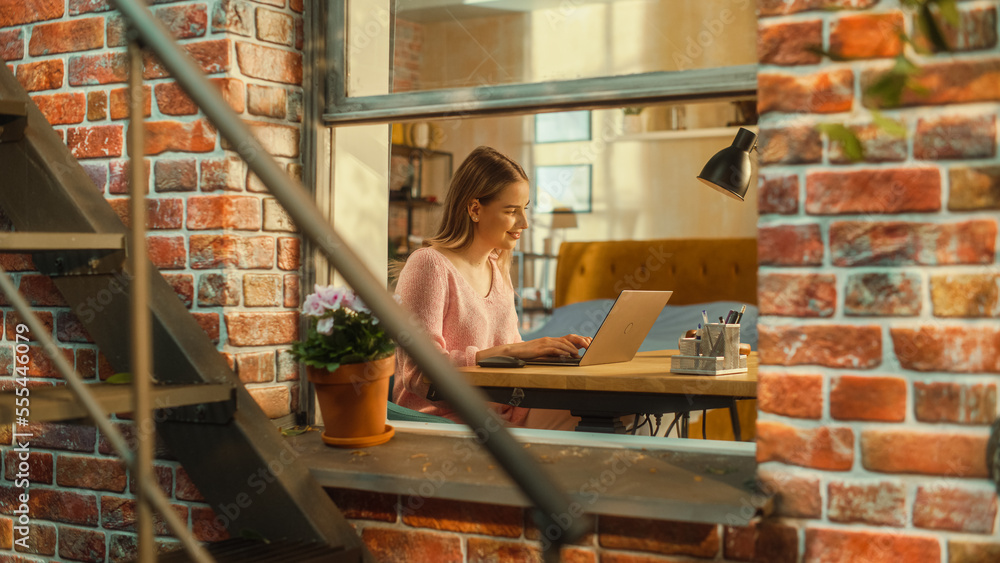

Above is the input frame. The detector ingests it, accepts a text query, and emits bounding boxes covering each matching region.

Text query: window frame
[324,0,758,126]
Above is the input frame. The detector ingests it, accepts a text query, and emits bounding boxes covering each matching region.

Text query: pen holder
[672,324,747,375]
[704,323,741,369]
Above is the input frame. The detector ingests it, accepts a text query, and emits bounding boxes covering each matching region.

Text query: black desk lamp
[697,127,758,201]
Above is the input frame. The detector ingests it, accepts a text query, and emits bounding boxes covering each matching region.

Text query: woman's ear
[467,199,481,220]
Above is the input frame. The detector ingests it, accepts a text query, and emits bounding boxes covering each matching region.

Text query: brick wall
[0,0,304,560]
[756,0,1000,561]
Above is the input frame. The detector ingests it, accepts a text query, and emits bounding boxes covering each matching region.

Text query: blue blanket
[520,300,758,352]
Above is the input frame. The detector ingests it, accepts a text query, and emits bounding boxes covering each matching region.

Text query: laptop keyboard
[523,355,583,365]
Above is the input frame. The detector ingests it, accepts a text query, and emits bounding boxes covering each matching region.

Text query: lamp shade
[551,208,578,229]
[697,127,757,201]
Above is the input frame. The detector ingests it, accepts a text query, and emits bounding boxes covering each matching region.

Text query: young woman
[392,146,590,429]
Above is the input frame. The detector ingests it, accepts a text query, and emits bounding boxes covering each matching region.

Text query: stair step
[156,539,363,563]
[0,232,124,252]
[0,383,233,425]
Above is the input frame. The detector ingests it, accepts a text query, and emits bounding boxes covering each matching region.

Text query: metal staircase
[0,1,589,561]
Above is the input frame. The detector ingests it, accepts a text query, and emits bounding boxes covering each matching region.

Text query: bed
[520,238,759,440]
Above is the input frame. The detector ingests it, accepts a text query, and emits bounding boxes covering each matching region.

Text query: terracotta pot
[307,354,395,448]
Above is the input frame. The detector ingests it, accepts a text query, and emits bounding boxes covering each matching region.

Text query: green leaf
[870,110,908,138]
[106,372,133,385]
[918,3,952,52]
[280,426,309,437]
[935,0,960,27]
[817,123,865,162]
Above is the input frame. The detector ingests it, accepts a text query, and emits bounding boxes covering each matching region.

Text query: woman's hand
[504,334,592,359]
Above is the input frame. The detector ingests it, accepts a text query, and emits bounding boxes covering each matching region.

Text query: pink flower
[314,285,347,311]
[302,293,325,317]
[316,317,334,335]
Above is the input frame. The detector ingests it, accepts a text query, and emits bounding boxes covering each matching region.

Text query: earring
[472,216,479,222]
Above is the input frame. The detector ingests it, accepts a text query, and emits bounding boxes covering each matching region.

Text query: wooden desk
[455,350,758,434]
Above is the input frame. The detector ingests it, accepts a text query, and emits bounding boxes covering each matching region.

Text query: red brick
[55,311,92,343]
[108,198,184,229]
[0,29,24,62]
[31,92,86,125]
[806,168,941,215]
[758,20,821,66]
[68,52,127,85]
[277,237,300,270]
[863,59,1000,108]
[913,5,998,53]
[58,525,105,562]
[932,273,999,317]
[25,421,97,452]
[263,198,296,231]
[224,121,299,157]
[100,495,188,535]
[0,0,63,27]
[76,348,115,381]
[0,253,34,272]
[892,326,1000,374]
[759,125,821,165]
[235,350,276,383]
[18,274,65,306]
[828,480,906,526]
[108,159,151,195]
[25,345,75,378]
[914,381,997,425]
[215,77,245,113]
[829,12,904,59]
[247,83,287,118]
[828,120,908,164]
[830,220,997,266]
[759,325,882,369]
[246,384,290,418]
[243,273,281,307]
[914,485,998,534]
[56,455,126,492]
[23,488,99,526]
[147,236,186,270]
[212,0,254,37]
[86,90,106,121]
[598,516,718,557]
[16,59,64,91]
[361,526,462,563]
[466,538,594,563]
[804,528,940,563]
[402,497,521,538]
[283,274,299,308]
[190,506,230,542]
[758,372,822,419]
[948,540,1000,562]
[758,224,823,266]
[723,523,798,563]
[109,85,152,120]
[235,41,302,85]
[153,158,197,192]
[128,463,173,496]
[191,312,220,344]
[163,273,194,308]
[758,273,835,317]
[28,18,104,56]
[256,7,294,46]
[155,3,208,39]
[291,0,303,11]
[758,69,853,114]
[200,155,246,191]
[153,78,244,116]
[142,119,217,155]
[949,165,1000,210]
[225,311,297,346]
[844,272,922,316]
[758,0,877,17]
[758,174,798,215]
[831,375,906,422]
[288,88,302,121]
[862,429,988,477]
[191,235,274,269]
[3,450,52,484]
[186,195,262,230]
[197,273,241,306]
[14,521,56,555]
[5,310,53,339]
[756,421,854,471]
[174,467,204,502]
[143,39,231,79]
[915,114,996,160]
[66,125,123,159]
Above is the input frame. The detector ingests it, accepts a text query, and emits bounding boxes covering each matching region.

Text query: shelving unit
[389,144,452,257]
[614,125,758,142]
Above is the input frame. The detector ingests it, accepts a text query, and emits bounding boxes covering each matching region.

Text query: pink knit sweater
[392,247,529,426]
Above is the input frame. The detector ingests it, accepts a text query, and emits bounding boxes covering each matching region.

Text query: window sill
[291,422,770,526]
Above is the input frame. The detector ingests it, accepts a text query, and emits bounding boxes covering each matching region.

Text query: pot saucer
[321,424,395,448]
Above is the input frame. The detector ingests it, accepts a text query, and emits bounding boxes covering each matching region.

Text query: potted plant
[622,107,645,134]
[291,285,398,447]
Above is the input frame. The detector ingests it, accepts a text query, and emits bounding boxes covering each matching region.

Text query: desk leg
[728,399,742,441]
[681,412,690,438]
[571,412,625,434]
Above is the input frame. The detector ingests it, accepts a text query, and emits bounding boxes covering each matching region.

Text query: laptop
[524,290,672,367]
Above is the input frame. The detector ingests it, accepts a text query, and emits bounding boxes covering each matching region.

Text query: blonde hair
[390,146,528,284]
